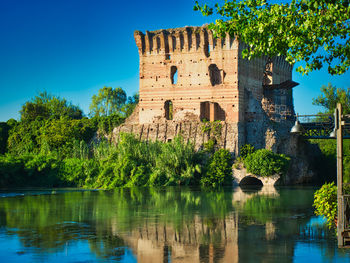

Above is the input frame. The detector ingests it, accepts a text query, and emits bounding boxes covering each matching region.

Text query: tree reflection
[0,187,337,262]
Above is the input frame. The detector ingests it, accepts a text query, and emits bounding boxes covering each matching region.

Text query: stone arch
[164,100,173,120]
[239,176,263,186]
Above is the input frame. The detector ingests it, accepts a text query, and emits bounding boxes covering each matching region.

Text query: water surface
[0,186,349,262]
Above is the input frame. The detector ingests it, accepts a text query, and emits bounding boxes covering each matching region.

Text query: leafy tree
[39,117,96,154]
[312,83,350,114]
[95,114,126,135]
[7,117,97,156]
[121,92,139,117]
[7,119,43,155]
[20,91,83,121]
[194,0,350,75]
[89,87,127,117]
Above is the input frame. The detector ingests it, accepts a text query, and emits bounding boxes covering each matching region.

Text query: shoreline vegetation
[0,90,291,189]
[0,89,349,232]
[0,131,290,189]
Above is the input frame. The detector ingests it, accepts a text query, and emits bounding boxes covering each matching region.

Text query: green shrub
[203,139,215,153]
[201,149,233,187]
[239,144,255,159]
[313,182,337,229]
[23,154,62,186]
[151,136,203,186]
[89,134,203,188]
[0,154,63,187]
[95,114,125,135]
[0,122,11,154]
[0,155,25,187]
[244,149,290,177]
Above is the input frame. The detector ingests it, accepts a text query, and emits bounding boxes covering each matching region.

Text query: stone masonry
[113,25,299,158]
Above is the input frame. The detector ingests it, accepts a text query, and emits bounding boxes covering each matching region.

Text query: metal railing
[296,114,350,139]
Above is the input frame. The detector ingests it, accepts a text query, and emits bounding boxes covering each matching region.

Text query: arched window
[200,101,225,122]
[171,66,178,84]
[164,100,173,120]
[208,64,222,86]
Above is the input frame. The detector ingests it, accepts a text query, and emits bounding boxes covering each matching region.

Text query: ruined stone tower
[114,26,298,156]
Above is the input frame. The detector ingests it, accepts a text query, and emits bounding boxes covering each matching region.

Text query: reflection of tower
[265,221,276,241]
[120,213,240,263]
[220,211,239,263]
[118,187,284,262]
[233,186,295,263]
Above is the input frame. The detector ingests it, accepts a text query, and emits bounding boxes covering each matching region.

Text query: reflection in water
[0,187,349,262]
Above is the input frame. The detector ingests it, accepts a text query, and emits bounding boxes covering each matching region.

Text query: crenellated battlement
[134,26,238,56]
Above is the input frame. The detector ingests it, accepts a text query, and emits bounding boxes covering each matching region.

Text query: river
[0,186,349,262]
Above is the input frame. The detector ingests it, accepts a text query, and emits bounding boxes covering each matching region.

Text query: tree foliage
[89,86,127,117]
[20,91,83,121]
[194,0,350,75]
[7,117,97,156]
[121,92,139,117]
[312,83,350,114]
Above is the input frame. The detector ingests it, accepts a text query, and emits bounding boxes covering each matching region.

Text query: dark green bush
[239,144,255,159]
[308,139,350,183]
[0,155,25,187]
[0,154,63,187]
[200,149,233,187]
[0,122,11,154]
[203,139,215,153]
[244,149,290,177]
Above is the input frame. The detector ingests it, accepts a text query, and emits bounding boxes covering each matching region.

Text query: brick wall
[113,25,297,155]
[134,26,240,125]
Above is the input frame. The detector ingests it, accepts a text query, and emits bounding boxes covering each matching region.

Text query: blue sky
[0,0,349,121]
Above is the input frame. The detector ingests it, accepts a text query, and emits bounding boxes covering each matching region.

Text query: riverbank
[0,133,294,189]
[0,134,234,188]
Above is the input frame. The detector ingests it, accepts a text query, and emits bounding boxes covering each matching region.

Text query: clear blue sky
[0,0,349,121]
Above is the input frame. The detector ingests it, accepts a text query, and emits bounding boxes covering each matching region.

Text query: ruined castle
[114,26,299,157]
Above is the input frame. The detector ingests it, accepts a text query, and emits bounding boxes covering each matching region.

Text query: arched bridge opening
[239,176,263,186]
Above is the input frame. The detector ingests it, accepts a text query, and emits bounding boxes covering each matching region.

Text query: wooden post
[337,103,344,247]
